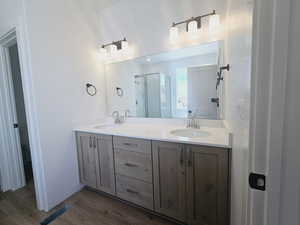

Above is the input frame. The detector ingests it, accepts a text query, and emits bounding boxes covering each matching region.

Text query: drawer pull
[93,137,96,148]
[89,136,92,148]
[123,143,138,147]
[188,148,192,167]
[126,188,139,195]
[180,147,184,165]
[124,162,139,168]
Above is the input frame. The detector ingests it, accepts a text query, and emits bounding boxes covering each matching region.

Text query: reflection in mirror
[105,41,223,120]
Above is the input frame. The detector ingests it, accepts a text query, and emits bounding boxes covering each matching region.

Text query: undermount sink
[170,128,210,138]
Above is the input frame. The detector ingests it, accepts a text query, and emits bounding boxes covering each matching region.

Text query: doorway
[0,28,47,211]
[0,32,34,196]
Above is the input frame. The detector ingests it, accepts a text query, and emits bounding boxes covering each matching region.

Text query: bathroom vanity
[75,122,231,225]
[75,40,231,224]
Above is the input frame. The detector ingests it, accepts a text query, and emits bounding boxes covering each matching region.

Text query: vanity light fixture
[170,10,220,42]
[99,38,129,59]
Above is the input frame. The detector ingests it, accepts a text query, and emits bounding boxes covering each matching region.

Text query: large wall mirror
[105,41,224,120]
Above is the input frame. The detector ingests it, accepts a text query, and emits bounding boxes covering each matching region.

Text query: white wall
[223,0,253,224]
[279,0,300,223]
[0,0,107,210]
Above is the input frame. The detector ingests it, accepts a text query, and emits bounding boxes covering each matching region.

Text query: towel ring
[86,83,97,96]
[116,87,124,97]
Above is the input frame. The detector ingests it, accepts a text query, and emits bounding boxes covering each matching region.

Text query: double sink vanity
[75,40,231,225]
[74,120,231,225]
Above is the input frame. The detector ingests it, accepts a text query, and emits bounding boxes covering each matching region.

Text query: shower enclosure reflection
[134,65,218,119]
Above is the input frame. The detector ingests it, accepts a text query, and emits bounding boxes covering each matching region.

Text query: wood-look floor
[0,183,174,225]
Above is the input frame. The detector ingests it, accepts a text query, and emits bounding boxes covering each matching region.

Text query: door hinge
[249,173,266,191]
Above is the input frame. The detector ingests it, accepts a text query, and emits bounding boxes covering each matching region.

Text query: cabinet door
[95,134,116,195]
[186,145,229,225]
[76,132,97,188]
[152,141,186,222]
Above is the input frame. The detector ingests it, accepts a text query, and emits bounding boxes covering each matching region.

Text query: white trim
[16,17,49,211]
[0,24,48,211]
[248,0,290,224]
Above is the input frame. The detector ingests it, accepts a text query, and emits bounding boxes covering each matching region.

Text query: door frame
[248,0,290,224]
[0,29,26,192]
[0,26,48,211]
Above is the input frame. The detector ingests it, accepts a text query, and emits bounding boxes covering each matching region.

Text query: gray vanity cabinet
[94,134,116,195]
[76,132,115,195]
[76,132,98,188]
[76,133,230,225]
[152,141,229,225]
[152,141,187,222]
[186,145,229,225]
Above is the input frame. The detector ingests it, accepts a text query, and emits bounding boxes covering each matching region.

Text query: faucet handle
[125,110,130,118]
[112,111,119,118]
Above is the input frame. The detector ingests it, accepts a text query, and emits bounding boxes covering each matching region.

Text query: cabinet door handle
[89,136,92,148]
[188,148,192,167]
[124,162,139,168]
[93,137,96,148]
[180,147,184,165]
[126,188,139,195]
[123,143,138,148]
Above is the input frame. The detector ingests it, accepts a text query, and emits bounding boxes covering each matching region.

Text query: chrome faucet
[112,110,130,124]
[112,111,124,124]
[186,110,200,129]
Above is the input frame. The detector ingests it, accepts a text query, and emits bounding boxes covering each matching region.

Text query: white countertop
[74,121,232,149]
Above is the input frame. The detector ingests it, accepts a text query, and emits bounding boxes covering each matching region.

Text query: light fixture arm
[102,38,127,50]
[172,10,216,31]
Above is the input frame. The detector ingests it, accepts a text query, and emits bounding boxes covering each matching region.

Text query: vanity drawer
[116,174,154,210]
[113,136,151,154]
[115,149,152,183]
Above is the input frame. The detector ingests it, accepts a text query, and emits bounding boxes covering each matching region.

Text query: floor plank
[0,184,174,225]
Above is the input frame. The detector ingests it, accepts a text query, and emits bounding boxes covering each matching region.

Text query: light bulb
[169,26,179,43]
[99,46,107,59]
[121,40,129,51]
[188,20,198,34]
[109,44,117,55]
[209,14,220,33]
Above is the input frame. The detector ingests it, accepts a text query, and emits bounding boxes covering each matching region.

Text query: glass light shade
[121,40,129,50]
[99,46,107,59]
[188,20,198,34]
[169,26,179,43]
[209,14,220,32]
[109,44,117,55]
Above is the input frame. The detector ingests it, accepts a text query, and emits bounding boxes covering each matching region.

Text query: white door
[248,0,290,224]
[0,34,26,191]
[273,0,300,224]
